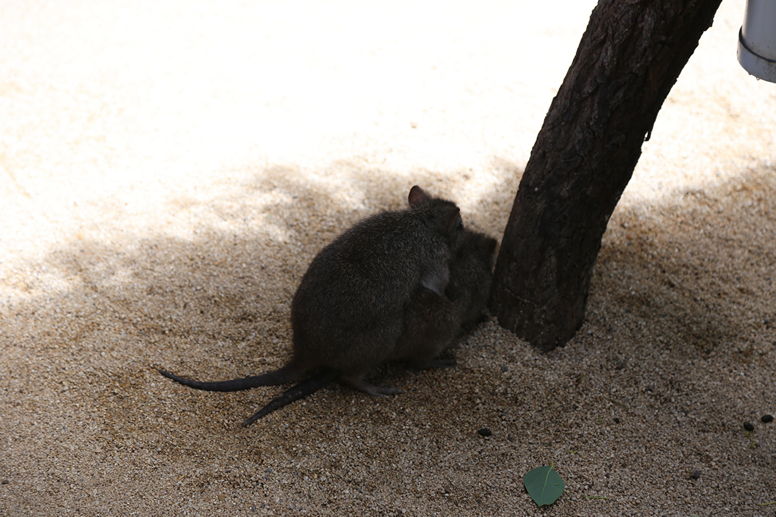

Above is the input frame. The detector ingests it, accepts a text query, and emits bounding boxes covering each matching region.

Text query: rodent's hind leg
[342,374,402,397]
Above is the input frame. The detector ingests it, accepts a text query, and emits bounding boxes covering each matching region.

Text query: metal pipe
[738,0,776,82]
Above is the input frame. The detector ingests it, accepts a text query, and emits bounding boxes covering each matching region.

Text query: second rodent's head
[462,231,498,268]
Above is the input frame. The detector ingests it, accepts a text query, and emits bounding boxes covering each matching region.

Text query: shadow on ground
[1,162,774,515]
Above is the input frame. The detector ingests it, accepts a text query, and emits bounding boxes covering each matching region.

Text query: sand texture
[1,1,775,515]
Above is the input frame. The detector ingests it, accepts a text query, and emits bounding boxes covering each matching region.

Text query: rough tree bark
[489,0,723,351]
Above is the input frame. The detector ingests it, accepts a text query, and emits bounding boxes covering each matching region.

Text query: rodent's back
[290,207,452,369]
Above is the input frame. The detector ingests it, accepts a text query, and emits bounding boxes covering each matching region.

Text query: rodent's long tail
[158,363,302,392]
[243,370,338,426]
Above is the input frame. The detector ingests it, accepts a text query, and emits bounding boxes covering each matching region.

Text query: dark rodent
[287,186,462,394]
[391,229,498,369]
[159,186,463,418]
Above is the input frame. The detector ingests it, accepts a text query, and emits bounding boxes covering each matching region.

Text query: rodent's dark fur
[159,186,466,421]
[287,187,462,392]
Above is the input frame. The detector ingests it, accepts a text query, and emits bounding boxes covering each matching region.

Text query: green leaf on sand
[524,465,565,507]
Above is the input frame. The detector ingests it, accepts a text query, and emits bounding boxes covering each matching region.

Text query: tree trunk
[489,0,723,351]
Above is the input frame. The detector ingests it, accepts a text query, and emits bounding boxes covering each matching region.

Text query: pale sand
[1,1,774,515]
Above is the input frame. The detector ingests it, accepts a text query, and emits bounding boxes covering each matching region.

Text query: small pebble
[761,414,773,424]
[743,422,754,432]
[1,480,8,485]
[613,417,620,424]
[689,470,701,480]
[477,427,492,437]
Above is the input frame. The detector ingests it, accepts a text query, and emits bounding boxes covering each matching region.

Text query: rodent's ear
[408,185,430,207]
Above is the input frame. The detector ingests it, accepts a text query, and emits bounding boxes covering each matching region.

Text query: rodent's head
[474,233,498,267]
[408,185,464,243]
[457,231,498,268]
[446,230,498,325]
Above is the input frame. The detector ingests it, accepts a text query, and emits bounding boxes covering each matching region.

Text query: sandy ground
[1,1,775,515]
